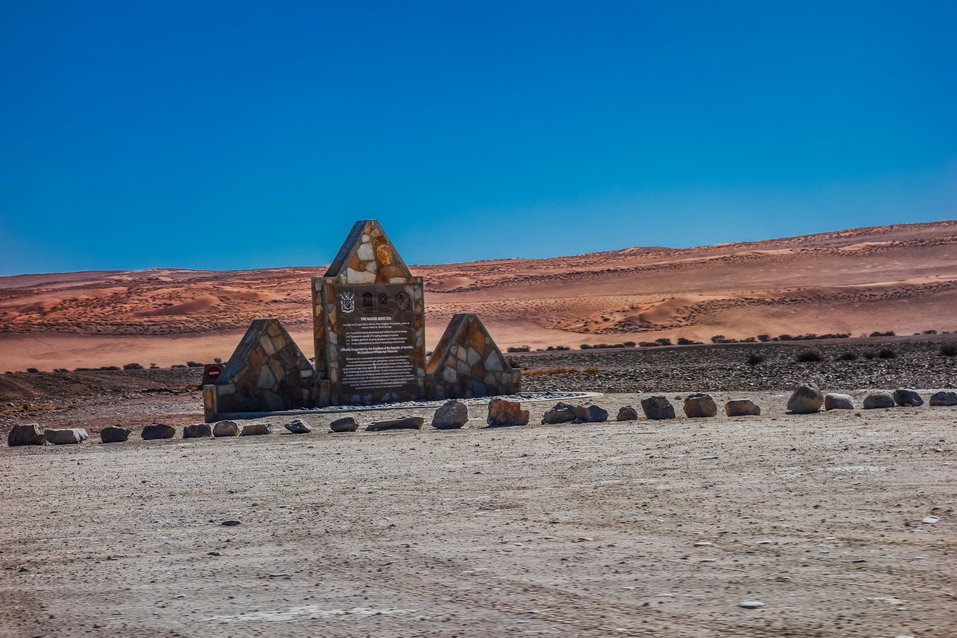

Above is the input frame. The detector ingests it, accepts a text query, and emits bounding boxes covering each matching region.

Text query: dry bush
[523,368,578,376]
[878,348,897,359]
[796,350,825,363]
[747,354,766,366]
[836,352,858,361]
[940,345,957,357]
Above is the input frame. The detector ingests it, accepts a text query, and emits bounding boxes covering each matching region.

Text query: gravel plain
[2,389,956,638]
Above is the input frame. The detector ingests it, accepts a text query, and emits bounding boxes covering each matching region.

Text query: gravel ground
[513,338,957,394]
[2,392,956,637]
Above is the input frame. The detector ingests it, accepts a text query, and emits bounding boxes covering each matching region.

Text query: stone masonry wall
[203,319,324,421]
[426,313,522,400]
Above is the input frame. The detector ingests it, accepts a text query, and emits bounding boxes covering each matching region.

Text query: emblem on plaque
[377,292,388,305]
[339,291,355,314]
[395,291,411,310]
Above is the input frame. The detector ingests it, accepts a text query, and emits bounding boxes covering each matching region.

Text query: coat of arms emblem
[339,291,356,313]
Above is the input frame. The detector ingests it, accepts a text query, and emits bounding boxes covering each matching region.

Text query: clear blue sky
[1,1,954,275]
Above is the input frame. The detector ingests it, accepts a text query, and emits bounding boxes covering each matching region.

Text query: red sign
[205,364,223,381]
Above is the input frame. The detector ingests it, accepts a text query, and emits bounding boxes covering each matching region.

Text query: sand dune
[1,221,955,370]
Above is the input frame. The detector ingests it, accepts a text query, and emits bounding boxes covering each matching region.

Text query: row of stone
[5,420,297,446]
[9,387,956,446]
[538,395,762,424]
[786,386,956,413]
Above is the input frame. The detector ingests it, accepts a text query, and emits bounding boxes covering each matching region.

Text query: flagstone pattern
[203,319,323,421]
[426,313,521,400]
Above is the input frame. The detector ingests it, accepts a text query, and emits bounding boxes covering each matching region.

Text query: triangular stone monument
[204,220,520,417]
[426,313,521,400]
[203,319,320,421]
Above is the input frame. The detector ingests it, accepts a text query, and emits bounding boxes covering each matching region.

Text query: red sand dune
[1,220,956,370]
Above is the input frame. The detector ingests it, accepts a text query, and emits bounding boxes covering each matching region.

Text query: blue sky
[1,1,954,275]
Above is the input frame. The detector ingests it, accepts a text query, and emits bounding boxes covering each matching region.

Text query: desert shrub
[186,361,203,367]
[870,330,895,337]
[26,368,39,373]
[796,350,825,363]
[940,345,957,357]
[655,338,672,346]
[99,365,121,371]
[506,346,530,353]
[171,364,187,368]
[757,334,770,342]
[213,357,223,363]
[878,348,897,359]
[639,341,659,347]
[623,341,636,347]
[740,337,756,343]
[862,351,877,360]
[523,367,578,376]
[778,334,794,341]
[123,362,144,370]
[149,363,159,369]
[580,344,591,350]
[747,354,766,366]
[54,368,68,373]
[677,337,694,345]
[710,335,726,344]
[836,352,858,361]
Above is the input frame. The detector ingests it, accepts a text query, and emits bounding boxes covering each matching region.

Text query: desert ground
[2,222,956,637]
[1,220,956,371]
[2,390,955,638]
[2,341,956,637]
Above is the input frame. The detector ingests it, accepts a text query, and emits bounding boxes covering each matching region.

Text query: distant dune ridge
[1,220,956,370]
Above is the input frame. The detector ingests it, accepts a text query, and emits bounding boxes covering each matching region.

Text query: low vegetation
[796,350,826,363]
[746,354,766,366]
[523,367,578,375]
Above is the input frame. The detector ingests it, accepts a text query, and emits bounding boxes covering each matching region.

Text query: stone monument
[203,220,519,421]
[311,220,427,405]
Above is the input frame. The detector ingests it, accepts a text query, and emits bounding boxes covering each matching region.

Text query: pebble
[922,516,939,524]
[221,520,241,526]
[739,601,764,609]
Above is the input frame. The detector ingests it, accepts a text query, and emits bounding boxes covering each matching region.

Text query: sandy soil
[2,221,957,370]
[2,392,955,637]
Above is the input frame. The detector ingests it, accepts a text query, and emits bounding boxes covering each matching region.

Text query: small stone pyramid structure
[426,313,521,400]
[203,319,320,421]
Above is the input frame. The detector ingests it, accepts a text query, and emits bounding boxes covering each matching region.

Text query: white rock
[739,601,764,609]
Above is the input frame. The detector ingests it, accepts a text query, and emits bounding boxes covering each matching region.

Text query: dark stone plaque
[331,283,421,400]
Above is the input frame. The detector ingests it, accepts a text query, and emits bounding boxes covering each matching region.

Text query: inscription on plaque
[334,283,419,397]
